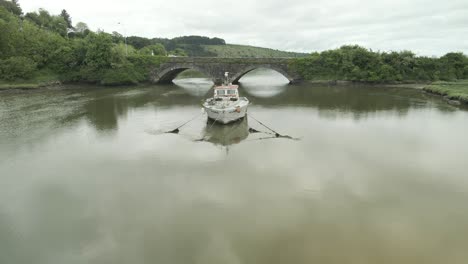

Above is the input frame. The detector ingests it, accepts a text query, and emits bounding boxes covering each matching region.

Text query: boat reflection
[199,117,250,146]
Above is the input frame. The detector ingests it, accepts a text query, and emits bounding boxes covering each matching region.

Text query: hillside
[203,44,308,58]
[126,36,308,58]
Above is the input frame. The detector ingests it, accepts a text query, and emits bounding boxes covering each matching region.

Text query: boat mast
[224,72,229,86]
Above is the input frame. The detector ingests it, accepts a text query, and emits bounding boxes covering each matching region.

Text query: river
[1,69,468,264]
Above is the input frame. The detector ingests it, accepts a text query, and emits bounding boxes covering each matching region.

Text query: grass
[0,68,60,90]
[203,44,308,58]
[423,80,468,104]
[0,83,42,89]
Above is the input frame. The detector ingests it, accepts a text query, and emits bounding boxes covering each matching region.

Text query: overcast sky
[19,0,468,56]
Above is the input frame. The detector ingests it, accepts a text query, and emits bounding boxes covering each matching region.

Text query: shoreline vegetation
[1,1,467,105]
[423,80,468,105]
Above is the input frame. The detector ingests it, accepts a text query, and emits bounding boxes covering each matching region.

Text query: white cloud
[19,0,468,56]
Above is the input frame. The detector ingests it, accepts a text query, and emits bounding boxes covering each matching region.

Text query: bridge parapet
[165,57,294,63]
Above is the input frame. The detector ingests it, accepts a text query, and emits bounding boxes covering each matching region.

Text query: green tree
[139,44,166,56]
[126,36,152,49]
[0,5,18,58]
[60,9,73,29]
[291,45,468,83]
[378,64,396,81]
[0,56,37,80]
[169,48,187,57]
[49,16,67,36]
[17,19,68,67]
[0,0,21,16]
[71,21,90,38]
[25,9,52,28]
[75,21,88,32]
[111,31,124,43]
[24,9,67,36]
[439,52,466,80]
[111,43,136,64]
[84,32,113,69]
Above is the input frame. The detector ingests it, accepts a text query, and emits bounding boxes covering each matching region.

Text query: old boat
[203,72,249,124]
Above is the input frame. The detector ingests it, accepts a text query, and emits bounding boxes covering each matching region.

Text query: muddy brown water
[1,69,468,264]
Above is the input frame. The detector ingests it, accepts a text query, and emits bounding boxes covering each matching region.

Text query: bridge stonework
[149,57,303,85]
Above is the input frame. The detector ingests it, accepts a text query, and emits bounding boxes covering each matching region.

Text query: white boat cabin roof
[213,84,239,97]
[214,84,239,90]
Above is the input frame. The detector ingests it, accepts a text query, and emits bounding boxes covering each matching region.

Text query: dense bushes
[1,2,467,86]
[101,63,144,85]
[139,44,166,56]
[0,4,170,85]
[291,45,468,83]
[0,0,21,16]
[126,35,226,54]
[0,56,37,80]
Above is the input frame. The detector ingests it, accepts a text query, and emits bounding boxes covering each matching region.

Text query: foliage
[1,2,467,88]
[47,45,76,73]
[0,0,21,15]
[291,45,468,83]
[0,56,37,80]
[176,44,216,57]
[84,32,113,69]
[168,48,188,57]
[125,35,227,56]
[423,80,468,104]
[0,3,171,86]
[100,63,144,85]
[69,21,90,38]
[112,42,137,62]
[60,9,73,29]
[204,44,308,58]
[25,8,68,36]
[139,44,166,56]
[74,22,89,33]
[126,36,152,49]
[172,35,226,45]
[111,31,124,43]
[127,55,167,79]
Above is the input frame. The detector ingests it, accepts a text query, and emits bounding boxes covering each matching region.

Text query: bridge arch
[150,58,302,85]
[154,65,213,84]
[230,65,295,84]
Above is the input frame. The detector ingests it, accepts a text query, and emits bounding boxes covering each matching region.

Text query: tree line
[0,1,227,85]
[1,0,467,86]
[125,35,225,57]
[291,45,468,83]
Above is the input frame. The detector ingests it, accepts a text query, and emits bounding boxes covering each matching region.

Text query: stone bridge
[149,57,302,85]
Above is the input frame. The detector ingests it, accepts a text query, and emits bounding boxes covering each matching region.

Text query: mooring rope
[247,114,299,140]
[208,115,220,130]
[193,114,220,141]
[166,112,204,134]
[247,114,282,137]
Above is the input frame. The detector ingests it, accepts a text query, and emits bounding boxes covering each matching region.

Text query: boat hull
[204,102,248,124]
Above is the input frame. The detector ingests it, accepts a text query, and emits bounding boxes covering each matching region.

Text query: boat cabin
[214,85,239,98]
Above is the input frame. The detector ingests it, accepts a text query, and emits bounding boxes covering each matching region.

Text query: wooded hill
[1,0,467,87]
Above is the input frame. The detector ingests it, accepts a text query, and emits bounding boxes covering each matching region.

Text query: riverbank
[306,79,468,106]
[2,77,467,108]
[0,81,62,90]
[423,80,468,105]
[306,79,429,89]
[0,69,62,90]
